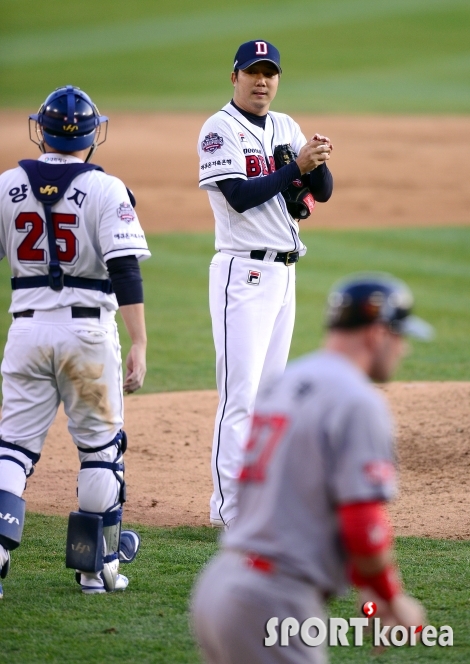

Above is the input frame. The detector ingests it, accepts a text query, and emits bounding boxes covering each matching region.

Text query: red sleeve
[338,501,393,556]
[338,501,402,601]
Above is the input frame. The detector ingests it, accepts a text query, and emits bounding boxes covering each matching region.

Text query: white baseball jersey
[198,102,307,254]
[0,153,150,313]
[224,349,397,596]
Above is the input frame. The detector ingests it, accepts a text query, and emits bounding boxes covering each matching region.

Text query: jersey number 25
[16,211,78,264]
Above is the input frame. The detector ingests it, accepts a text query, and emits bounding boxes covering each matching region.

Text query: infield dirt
[0,112,469,539]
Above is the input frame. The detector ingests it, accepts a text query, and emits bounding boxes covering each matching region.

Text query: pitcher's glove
[273,144,315,220]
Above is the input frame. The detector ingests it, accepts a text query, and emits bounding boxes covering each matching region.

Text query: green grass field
[1,0,470,112]
[0,228,469,659]
[1,514,469,663]
[1,0,469,660]
[0,228,469,394]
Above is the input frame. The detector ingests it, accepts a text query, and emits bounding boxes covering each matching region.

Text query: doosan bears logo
[202,132,224,154]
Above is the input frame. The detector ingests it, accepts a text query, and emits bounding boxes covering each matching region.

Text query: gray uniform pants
[191,550,327,664]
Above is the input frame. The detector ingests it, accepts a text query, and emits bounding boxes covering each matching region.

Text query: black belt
[13,307,101,319]
[250,250,299,266]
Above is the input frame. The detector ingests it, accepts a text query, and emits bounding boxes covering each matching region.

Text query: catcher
[0,85,150,598]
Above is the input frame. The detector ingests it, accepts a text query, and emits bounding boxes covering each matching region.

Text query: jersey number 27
[239,413,289,482]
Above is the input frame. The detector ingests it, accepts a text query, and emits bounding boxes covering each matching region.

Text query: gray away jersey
[224,349,397,596]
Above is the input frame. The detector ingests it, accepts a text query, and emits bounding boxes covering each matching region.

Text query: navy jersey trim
[103,247,149,258]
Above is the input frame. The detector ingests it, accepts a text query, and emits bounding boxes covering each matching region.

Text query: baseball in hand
[312,133,333,151]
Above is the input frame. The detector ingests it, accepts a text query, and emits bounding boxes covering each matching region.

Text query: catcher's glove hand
[273,144,315,220]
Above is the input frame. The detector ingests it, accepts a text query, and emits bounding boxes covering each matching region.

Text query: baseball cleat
[78,571,106,594]
[0,550,10,579]
[113,573,129,591]
[119,530,140,564]
[0,550,10,598]
[210,517,225,529]
[78,571,129,594]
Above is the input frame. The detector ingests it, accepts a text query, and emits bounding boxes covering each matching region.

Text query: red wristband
[350,563,402,601]
[338,501,393,556]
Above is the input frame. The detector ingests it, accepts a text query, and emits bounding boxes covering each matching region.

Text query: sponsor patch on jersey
[113,230,145,243]
[201,132,224,154]
[238,132,247,143]
[117,202,135,223]
[363,460,395,486]
[247,269,261,285]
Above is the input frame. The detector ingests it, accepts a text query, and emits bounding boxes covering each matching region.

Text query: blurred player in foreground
[0,85,150,598]
[192,272,434,663]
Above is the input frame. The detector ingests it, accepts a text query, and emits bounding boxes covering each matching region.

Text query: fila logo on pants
[247,270,261,285]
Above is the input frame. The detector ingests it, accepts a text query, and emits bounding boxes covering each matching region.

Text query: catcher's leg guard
[0,439,38,599]
[119,530,140,564]
[65,511,104,573]
[74,431,131,593]
[0,489,26,551]
[100,506,124,592]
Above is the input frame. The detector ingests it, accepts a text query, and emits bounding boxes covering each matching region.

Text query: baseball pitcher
[198,40,334,529]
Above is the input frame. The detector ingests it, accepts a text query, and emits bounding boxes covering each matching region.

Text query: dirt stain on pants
[61,356,113,423]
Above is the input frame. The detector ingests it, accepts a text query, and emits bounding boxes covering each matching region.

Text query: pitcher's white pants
[209,252,295,525]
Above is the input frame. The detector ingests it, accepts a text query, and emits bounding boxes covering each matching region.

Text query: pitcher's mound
[24,383,470,539]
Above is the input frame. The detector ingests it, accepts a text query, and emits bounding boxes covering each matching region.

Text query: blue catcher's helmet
[29,85,108,158]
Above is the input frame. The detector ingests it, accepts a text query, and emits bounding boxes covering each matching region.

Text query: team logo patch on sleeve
[117,202,135,223]
[363,461,396,485]
[202,132,224,154]
[247,269,261,285]
[238,132,247,143]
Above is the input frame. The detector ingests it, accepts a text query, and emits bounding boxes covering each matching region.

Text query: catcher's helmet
[326,272,434,340]
[29,85,108,157]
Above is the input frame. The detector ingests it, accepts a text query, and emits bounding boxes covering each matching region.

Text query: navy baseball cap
[233,40,282,73]
[325,272,434,340]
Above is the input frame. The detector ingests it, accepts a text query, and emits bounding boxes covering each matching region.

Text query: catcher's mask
[29,85,108,162]
[325,272,434,340]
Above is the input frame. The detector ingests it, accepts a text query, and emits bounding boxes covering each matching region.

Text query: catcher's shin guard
[119,530,140,563]
[0,489,26,550]
[65,511,104,572]
[66,508,127,592]
[101,506,123,591]
[73,431,130,592]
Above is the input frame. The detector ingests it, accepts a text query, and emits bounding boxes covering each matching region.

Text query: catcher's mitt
[273,144,315,220]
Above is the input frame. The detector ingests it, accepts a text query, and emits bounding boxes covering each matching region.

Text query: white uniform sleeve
[198,116,247,191]
[329,395,397,505]
[98,176,151,262]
